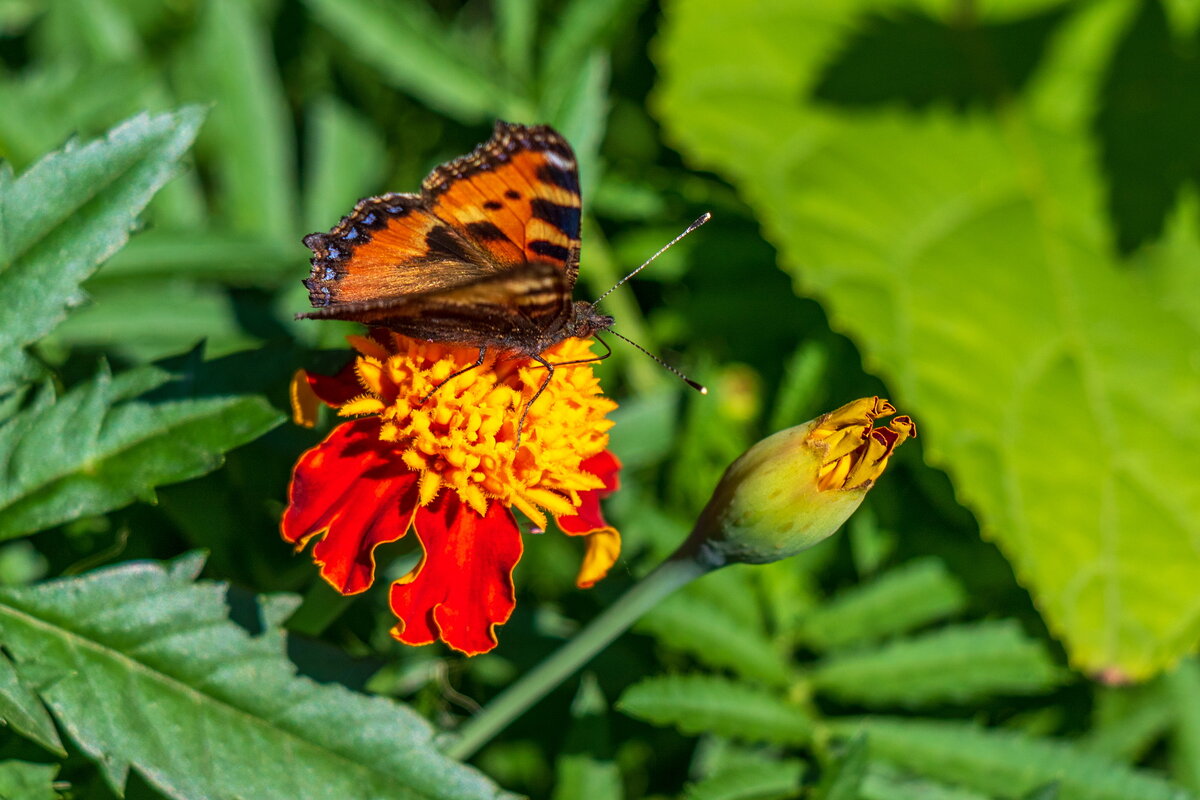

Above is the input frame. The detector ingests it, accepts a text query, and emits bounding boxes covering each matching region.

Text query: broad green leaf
[617,674,812,746]
[553,755,623,800]
[177,0,294,242]
[683,760,805,800]
[810,620,1063,707]
[0,760,59,800]
[655,0,1200,678]
[795,558,966,650]
[0,364,281,541]
[636,585,792,687]
[0,555,513,800]
[0,108,204,393]
[305,0,513,122]
[831,717,1196,800]
[0,649,62,754]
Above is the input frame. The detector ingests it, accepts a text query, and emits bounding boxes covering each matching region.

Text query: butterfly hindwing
[299,261,570,346]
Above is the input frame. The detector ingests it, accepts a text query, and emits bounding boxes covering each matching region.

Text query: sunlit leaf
[0,555,514,800]
[656,0,1200,678]
[0,108,203,393]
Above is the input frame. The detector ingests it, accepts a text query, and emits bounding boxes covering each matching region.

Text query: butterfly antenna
[604,329,707,394]
[592,213,711,306]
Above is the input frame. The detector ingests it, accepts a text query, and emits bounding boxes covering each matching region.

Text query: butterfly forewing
[299,121,587,354]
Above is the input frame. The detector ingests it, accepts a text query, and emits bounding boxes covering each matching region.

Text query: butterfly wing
[423,122,583,287]
[299,261,571,350]
[300,122,583,334]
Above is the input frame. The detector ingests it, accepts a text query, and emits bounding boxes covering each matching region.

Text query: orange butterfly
[299,122,613,392]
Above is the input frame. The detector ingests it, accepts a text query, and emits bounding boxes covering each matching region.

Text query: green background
[0,0,1198,798]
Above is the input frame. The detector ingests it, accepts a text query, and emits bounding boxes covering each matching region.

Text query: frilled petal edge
[555,450,621,588]
[282,418,419,594]
[389,493,524,656]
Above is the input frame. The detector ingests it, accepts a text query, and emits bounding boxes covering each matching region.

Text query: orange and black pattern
[301,122,583,314]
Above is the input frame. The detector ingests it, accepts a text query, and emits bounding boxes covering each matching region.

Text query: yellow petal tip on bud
[681,397,915,568]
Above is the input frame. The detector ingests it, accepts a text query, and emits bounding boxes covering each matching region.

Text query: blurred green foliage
[0,0,1197,798]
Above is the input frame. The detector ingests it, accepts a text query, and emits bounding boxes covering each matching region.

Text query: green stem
[443,554,712,761]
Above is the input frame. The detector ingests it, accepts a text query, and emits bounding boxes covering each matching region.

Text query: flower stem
[443,553,712,761]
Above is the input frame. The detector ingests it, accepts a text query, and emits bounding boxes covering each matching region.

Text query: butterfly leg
[515,355,556,449]
[421,346,487,404]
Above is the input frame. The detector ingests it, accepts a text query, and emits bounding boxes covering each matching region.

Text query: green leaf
[0,364,282,541]
[1084,679,1173,762]
[0,760,60,800]
[810,620,1063,707]
[96,229,295,283]
[177,0,294,241]
[305,0,512,122]
[636,585,792,687]
[1165,659,1200,792]
[831,717,1196,800]
[683,760,805,800]
[814,735,867,800]
[655,0,1200,678]
[795,558,967,650]
[617,674,812,746]
[0,649,63,755]
[302,96,387,234]
[859,762,993,800]
[0,556,513,800]
[0,107,204,393]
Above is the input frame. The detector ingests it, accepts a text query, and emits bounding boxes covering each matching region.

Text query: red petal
[282,418,418,594]
[557,450,621,536]
[389,493,523,655]
[307,362,362,407]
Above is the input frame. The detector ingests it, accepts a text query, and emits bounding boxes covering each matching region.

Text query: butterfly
[298,121,614,411]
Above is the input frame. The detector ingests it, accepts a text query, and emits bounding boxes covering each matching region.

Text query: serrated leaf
[636,586,792,687]
[0,649,63,754]
[655,0,1200,678]
[0,364,282,541]
[0,107,204,393]
[0,759,60,800]
[0,556,513,800]
[810,620,1063,707]
[305,0,513,121]
[796,558,967,650]
[617,675,811,746]
[683,760,805,800]
[831,717,1196,800]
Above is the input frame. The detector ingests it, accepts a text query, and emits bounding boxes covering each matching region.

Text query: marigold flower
[282,330,621,655]
[688,397,915,566]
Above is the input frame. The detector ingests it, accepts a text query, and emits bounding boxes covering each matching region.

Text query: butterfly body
[299,122,610,359]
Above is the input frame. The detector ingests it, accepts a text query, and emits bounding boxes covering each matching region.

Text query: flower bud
[682,397,915,567]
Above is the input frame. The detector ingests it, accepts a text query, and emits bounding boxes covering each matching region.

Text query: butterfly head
[566,301,614,340]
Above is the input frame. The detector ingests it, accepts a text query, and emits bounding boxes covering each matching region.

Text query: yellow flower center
[336,332,616,530]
